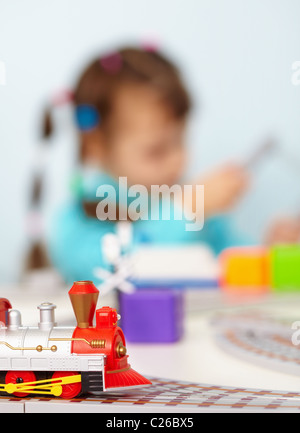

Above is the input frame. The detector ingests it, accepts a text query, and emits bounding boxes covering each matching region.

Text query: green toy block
[271,245,300,291]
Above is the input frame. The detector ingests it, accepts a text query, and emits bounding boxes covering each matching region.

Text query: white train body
[0,326,105,374]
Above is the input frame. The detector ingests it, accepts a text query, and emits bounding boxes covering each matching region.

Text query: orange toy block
[220,247,271,293]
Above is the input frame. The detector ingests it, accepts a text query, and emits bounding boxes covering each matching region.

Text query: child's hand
[265,217,300,245]
[195,163,250,217]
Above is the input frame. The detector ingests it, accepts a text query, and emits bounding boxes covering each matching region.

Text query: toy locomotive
[0,281,151,398]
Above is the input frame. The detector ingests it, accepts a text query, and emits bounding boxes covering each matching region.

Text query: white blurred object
[94,262,135,296]
[117,221,133,251]
[130,245,220,282]
[101,233,121,266]
[94,223,135,296]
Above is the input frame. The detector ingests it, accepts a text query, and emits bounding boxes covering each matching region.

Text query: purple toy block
[119,290,184,343]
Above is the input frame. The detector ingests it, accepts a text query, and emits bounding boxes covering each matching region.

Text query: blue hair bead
[75,104,100,131]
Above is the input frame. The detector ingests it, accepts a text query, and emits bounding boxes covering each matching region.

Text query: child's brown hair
[43,46,192,156]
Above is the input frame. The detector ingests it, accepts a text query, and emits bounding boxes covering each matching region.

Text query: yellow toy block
[220,247,271,293]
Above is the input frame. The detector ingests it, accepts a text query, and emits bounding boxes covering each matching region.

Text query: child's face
[98,85,187,188]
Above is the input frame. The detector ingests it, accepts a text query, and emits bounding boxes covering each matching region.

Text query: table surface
[2,283,300,394]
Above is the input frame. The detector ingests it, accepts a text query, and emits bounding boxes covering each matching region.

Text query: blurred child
[44,47,296,283]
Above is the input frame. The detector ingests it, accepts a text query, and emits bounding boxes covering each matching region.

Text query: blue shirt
[47,172,251,283]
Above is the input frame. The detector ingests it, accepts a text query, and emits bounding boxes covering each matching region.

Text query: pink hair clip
[141,37,160,53]
[100,52,122,74]
[51,89,74,107]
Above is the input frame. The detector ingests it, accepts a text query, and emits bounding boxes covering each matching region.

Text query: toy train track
[212,313,300,375]
[2,378,300,412]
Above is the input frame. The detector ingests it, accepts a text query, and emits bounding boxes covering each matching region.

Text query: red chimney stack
[68,281,99,329]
